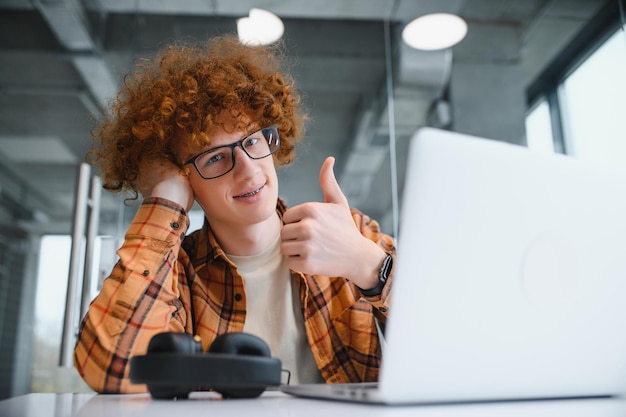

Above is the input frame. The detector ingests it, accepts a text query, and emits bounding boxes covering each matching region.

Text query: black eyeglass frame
[184,125,280,180]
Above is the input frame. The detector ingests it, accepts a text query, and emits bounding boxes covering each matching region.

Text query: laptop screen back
[379,127,626,403]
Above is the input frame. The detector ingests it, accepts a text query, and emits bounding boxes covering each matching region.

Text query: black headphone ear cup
[208,332,272,399]
[144,332,202,399]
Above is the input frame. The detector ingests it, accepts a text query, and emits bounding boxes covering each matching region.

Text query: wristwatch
[359,253,393,297]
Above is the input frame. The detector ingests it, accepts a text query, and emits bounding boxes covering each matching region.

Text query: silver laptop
[280,127,626,404]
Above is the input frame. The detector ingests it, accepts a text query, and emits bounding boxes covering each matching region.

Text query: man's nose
[233,143,252,160]
[232,145,257,175]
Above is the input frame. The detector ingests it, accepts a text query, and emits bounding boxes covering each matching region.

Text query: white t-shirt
[226,234,324,384]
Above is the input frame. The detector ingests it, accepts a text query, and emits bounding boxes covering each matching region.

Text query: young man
[73,35,395,393]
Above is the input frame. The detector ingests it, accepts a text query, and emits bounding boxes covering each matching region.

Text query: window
[560,26,626,170]
[526,0,626,169]
[31,235,93,393]
[525,99,554,154]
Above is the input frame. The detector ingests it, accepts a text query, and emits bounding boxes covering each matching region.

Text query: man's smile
[234,184,265,199]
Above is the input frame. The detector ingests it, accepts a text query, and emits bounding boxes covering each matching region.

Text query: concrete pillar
[449,20,527,145]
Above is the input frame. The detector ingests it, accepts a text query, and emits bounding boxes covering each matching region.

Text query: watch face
[379,254,393,281]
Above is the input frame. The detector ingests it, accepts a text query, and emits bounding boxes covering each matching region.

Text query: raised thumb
[319,156,348,206]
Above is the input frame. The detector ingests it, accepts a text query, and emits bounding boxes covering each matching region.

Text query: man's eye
[205,153,224,165]
[244,137,259,147]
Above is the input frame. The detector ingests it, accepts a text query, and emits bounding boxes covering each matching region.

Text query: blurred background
[0,0,624,399]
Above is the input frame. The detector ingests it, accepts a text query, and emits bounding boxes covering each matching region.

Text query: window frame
[525,0,624,155]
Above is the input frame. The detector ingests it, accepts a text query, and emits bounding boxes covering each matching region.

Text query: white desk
[2,391,626,417]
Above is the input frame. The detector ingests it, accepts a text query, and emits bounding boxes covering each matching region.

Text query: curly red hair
[88,35,307,195]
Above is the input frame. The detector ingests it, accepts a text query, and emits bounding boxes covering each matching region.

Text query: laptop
[280,127,626,404]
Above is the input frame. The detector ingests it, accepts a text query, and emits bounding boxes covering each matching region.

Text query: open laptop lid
[378,127,626,404]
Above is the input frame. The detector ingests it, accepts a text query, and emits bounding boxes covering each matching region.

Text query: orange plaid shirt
[73,197,395,393]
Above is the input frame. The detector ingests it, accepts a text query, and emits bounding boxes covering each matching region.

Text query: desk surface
[2,391,626,417]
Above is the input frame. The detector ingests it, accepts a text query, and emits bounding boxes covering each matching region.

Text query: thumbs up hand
[281,157,386,289]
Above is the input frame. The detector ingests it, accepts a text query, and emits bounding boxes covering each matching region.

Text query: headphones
[130,331,282,399]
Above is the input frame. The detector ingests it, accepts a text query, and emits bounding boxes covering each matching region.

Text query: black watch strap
[359,254,393,297]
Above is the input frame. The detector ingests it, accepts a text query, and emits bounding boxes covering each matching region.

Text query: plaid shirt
[74,197,395,393]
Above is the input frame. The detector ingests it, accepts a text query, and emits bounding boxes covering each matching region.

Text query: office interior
[0,0,624,401]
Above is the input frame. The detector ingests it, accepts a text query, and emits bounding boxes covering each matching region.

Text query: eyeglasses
[185,125,280,180]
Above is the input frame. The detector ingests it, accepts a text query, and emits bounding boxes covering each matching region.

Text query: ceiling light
[237,8,284,46]
[402,13,468,51]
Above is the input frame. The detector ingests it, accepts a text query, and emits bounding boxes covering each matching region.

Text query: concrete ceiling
[0,0,607,236]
